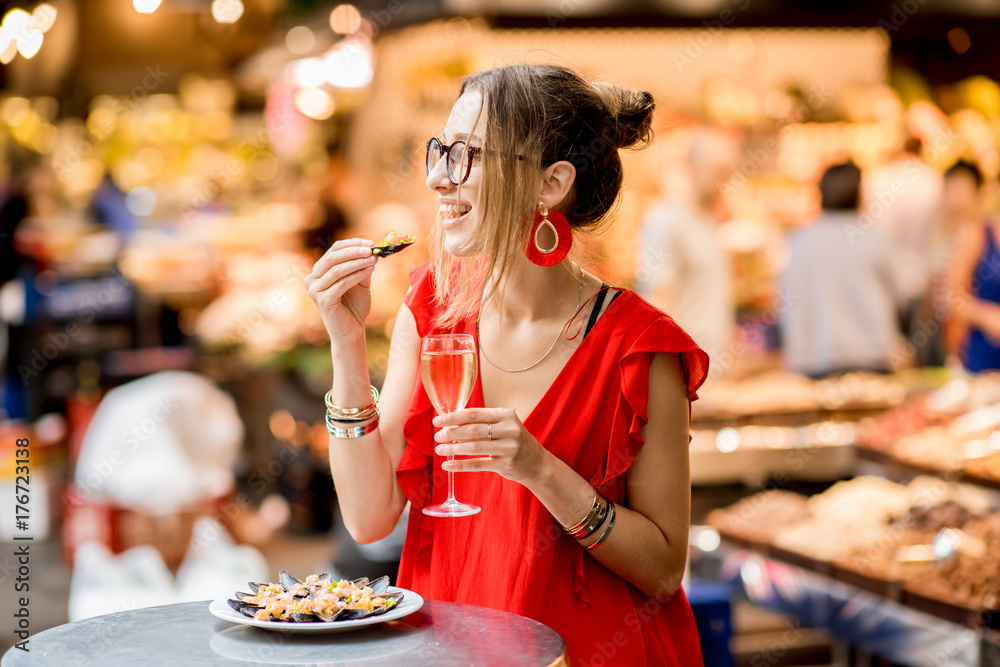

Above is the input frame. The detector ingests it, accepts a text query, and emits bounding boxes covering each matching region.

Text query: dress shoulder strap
[584,285,622,338]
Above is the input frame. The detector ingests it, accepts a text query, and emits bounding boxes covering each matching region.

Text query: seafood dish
[371,230,416,257]
[227,571,404,623]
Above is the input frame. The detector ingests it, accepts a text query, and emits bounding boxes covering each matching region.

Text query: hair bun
[591,82,654,150]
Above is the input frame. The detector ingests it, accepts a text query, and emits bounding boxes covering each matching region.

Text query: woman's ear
[539,160,576,211]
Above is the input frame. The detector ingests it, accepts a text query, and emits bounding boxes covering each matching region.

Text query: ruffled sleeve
[595,308,709,494]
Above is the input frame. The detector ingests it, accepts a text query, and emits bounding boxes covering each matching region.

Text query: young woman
[946,160,1000,372]
[306,64,707,665]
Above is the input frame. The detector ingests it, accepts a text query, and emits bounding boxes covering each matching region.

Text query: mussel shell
[367,592,404,618]
[228,599,263,619]
[279,570,303,592]
[227,598,249,612]
[337,592,405,621]
[239,606,262,620]
[371,241,414,257]
[314,607,345,622]
[336,608,368,621]
[367,576,390,596]
[289,612,318,623]
[247,582,268,594]
[234,591,257,602]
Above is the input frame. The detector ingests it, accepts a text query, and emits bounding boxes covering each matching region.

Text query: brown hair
[430,63,654,328]
[819,160,862,211]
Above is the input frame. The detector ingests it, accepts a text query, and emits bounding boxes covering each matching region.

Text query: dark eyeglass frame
[426,137,532,185]
[426,137,481,185]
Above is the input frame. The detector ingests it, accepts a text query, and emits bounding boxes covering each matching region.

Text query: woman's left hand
[432,408,549,485]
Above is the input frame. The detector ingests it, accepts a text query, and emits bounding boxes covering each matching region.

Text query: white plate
[208,587,424,634]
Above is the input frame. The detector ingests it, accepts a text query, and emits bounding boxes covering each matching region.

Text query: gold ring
[488,423,493,440]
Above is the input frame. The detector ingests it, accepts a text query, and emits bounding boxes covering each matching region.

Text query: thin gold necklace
[477,278,584,373]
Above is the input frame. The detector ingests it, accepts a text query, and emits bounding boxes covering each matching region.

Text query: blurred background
[4,0,1000,665]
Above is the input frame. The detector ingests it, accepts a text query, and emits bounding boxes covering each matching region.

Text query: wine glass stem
[446,455,457,504]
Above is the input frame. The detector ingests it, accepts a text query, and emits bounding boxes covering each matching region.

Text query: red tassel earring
[525,203,572,267]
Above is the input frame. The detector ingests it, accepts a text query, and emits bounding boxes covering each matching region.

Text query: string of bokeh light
[278,5,371,121]
[0,3,58,64]
[133,0,245,23]
[330,4,361,35]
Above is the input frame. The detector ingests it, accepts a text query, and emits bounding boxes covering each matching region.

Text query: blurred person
[918,160,984,366]
[634,129,736,372]
[945,161,1000,372]
[1,154,40,409]
[306,150,353,253]
[0,170,29,288]
[0,151,50,286]
[781,161,905,377]
[89,174,138,237]
[0,163,29,414]
[306,64,707,665]
[861,137,943,315]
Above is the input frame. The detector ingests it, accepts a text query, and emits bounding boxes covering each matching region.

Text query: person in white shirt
[634,130,736,375]
[781,161,905,377]
[861,137,943,308]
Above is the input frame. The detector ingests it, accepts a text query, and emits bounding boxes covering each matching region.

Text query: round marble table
[1,600,567,666]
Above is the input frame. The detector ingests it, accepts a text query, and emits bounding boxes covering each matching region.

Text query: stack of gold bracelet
[324,386,380,438]
[563,488,617,551]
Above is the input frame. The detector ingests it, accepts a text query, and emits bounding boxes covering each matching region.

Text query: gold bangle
[325,386,379,419]
[327,405,379,423]
[576,496,609,540]
[326,407,379,425]
[584,501,616,551]
[326,413,379,438]
[563,488,600,537]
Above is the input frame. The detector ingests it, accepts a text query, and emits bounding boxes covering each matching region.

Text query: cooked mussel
[367,576,390,596]
[336,606,369,621]
[304,573,333,595]
[227,598,262,619]
[338,591,404,620]
[247,582,268,594]
[278,570,302,592]
[371,241,414,257]
[278,570,309,598]
[289,611,319,623]
[366,592,404,618]
[371,231,416,257]
[313,606,345,622]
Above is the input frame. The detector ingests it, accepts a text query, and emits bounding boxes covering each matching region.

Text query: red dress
[396,263,708,666]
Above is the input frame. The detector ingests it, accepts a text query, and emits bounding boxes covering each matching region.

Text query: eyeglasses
[426,137,481,185]
[426,137,533,185]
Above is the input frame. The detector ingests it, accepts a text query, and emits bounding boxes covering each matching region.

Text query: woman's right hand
[305,238,377,348]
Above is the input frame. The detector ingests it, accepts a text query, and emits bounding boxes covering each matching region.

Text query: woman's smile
[439,200,473,230]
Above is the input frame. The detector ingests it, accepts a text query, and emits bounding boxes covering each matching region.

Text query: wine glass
[420,333,481,517]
